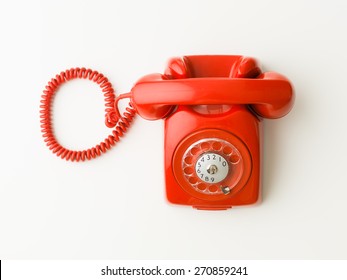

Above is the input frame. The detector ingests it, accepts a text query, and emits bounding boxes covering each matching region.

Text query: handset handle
[131,72,294,119]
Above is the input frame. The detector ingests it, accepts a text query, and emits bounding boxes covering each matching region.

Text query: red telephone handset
[41,55,294,210]
[124,55,294,210]
[132,72,293,119]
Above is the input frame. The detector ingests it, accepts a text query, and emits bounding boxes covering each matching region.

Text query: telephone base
[164,105,261,210]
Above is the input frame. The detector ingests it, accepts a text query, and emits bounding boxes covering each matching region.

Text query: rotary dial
[181,138,243,195]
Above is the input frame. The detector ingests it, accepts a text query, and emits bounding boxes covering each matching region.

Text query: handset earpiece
[230,56,294,118]
[230,56,261,78]
[131,57,192,120]
[250,72,295,119]
[164,57,192,79]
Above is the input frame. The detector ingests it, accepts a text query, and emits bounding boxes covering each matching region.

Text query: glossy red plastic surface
[129,55,294,210]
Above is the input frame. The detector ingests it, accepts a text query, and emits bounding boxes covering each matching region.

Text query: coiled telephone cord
[40,68,136,161]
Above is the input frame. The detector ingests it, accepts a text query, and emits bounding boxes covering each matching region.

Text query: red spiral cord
[40,68,136,161]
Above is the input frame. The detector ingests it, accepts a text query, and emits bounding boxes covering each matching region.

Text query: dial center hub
[207,164,218,174]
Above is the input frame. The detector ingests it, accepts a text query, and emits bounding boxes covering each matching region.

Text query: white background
[0,0,346,259]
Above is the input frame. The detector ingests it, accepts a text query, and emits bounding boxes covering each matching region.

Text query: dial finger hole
[212,142,222,151]
[200,142,210,150]
[189,177,199,184]
[208,185,218,193]
[190,147,200,155]
[197,183,207,191]
[223,146,233,155]
[184,156,193,165]
[230,154,240,163]
[184,167,194,175]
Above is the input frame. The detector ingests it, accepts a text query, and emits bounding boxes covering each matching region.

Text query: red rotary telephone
[41,55,294,210]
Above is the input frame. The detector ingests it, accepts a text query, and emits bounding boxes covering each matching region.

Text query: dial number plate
[195,152,229,183]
